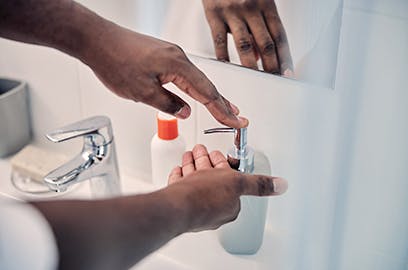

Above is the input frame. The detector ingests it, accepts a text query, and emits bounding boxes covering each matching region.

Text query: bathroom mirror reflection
[79,0,343,88]
[149,0,343,88]
[126,0,343,88]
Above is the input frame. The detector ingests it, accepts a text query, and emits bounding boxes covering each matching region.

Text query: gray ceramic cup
[0,78,31,157]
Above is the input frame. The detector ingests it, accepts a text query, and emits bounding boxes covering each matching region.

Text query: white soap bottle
[204,127,270,254]
[218,150,270,254]
[151,112,186,188]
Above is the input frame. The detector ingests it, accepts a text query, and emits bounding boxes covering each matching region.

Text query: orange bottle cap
[157,112,179,140]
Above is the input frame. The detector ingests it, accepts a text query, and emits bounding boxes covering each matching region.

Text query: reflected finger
[206,13,229,61]
[246,14,279,74]
[182,151,195,176]
[227,16,258,69]
[264,8,293,75]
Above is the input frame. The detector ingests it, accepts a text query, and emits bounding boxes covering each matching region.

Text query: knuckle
[211,5,224,14]
[237,38,253,53]
[223,0,256,11]
[204,90,221,104]
[165,44,187,61]
[256,176,275,196]
[260,40,276,56]
[223,1,238,11]
[233,172,246,194]
[139,88,156,103]
[241,0,257,10]
[214,33,227,48]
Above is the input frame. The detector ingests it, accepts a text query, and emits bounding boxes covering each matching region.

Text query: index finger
[167,61,248,128]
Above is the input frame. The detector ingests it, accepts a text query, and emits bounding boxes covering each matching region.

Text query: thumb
[240,174,288,196]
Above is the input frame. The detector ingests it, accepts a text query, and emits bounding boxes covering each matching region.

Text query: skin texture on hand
[0,0,248,128]
[167,144,288,232]
[33,145,287,270]
[84,25,248,128]
[202,0,294,77]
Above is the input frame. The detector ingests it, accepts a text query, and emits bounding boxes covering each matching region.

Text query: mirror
[153,0,344,88]
[81,0,343,88]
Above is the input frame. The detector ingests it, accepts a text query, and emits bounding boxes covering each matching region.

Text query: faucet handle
[46,116,113,144]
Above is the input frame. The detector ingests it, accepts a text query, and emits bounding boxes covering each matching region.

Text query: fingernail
[175,105,191,119]
[283,69,294,78]
[236,116,249,127]
[230,102,240,115]
[273,177,288,194]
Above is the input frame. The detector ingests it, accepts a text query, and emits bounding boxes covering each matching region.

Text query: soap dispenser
[204,127,271,254]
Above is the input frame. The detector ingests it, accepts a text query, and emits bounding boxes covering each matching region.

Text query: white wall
[330,1,408,270]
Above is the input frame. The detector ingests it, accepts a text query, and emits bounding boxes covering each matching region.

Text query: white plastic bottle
[203,127,271,254]
[151,112,186,188]
[218,151,271,254]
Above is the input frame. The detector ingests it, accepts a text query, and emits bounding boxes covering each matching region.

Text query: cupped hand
[202,0,293,76]
[166,144,287,232]
[84,23,248,128]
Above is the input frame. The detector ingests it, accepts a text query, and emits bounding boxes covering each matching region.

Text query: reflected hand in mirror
[202,0,293,77]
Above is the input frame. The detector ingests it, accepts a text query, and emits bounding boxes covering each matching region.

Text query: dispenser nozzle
[203,127,253,173]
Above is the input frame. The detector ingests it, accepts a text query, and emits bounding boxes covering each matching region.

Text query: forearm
[0,0,109,63]
[31,190,189,270]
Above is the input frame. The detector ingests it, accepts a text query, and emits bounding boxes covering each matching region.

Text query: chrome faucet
[204,127,254,173]
[44,116,121,198]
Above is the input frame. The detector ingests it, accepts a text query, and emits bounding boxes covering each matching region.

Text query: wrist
[151,188,192,236]
[63,3,114,66]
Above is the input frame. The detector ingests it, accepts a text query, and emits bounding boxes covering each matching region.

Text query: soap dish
[10,145,79,197]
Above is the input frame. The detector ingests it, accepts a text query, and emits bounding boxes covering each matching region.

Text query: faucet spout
[44,151,95,192]
[43,116,121,197]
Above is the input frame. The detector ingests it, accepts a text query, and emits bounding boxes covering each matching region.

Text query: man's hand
[0,0,248,128]
[83,25,248,128]
[167,144,288,231]
[32,145,287,269]
[202,0,293,76]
